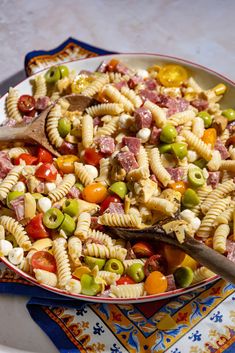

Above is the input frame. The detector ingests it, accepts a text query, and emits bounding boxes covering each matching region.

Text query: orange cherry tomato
[144,271,168,295]
[132,241,155,258]
[82,183,108,204]
[107,59,120,72]
[201,128,217,148]
[56,155,79,174]
[169,181,187,194]
[158,64,188,87]
[163,244,186,270]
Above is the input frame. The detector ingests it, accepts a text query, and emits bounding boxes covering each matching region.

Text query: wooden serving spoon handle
[0,125,29,141]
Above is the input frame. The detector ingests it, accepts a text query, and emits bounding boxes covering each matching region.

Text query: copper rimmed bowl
[1,53,234,303]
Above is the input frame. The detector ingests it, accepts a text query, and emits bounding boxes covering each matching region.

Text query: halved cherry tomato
[158,64,188,87]
[58,141,78,155]
[201,128,217,148]
[132,241,154,258]
[56,155,79,174]
[144,271,168,295]
[144,254,167,277]
[163,244,186,270]
[116,275,135,285]
[37,147,53,164]
[82,183,108,204]
[26,214,49,240]
[31,251,56,273]
[14,153,38,166]
[18,95,36,114]
[84,148,103,167]
[100,195,121,214]
[169,181,187,194]
[35,163,58,182]
[107,59,120,72]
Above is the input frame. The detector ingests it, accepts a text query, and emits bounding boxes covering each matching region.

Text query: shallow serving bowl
[0,53,234,303]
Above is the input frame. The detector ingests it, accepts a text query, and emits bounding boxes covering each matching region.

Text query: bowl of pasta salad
[0,53,234,303]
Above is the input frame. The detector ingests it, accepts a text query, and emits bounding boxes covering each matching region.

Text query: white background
[0,0,234,352]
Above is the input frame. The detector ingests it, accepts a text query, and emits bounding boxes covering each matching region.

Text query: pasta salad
[0,58,235,299]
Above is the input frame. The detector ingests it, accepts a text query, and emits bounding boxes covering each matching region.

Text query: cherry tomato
[84,148,103,167]
[82,183,108,204]
[144,254,167,277]
[56,155,79,174]
[144,271,168,295]
[158,64,188,87]
[26,214,49,240]
[100,195,121,214]
[132,241,154,258]
[18,95,36,114]
[31,251,56,273]
[14,153,38,165]
[58,141,78,155]
[201,128,217,148]
[163,244,186,270]
[37,148,53,164]
[35,163,58,182]
[107,59,120,72]
[116,275,135,285]
[225,135,235,147]
[169,181,187,194]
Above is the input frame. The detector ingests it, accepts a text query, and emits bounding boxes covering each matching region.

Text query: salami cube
[149,126,161,145]
[117,151,138,172]
[35,96,50,111]
[115,63,131,75]
[190,99,209,112]
[214,139,230,160]
[166,274,177,291]
[108,202,124,214]
[207,171,221,189]
[99,136,115,155]
[139,89,160,104]
[0,153,13,178]
[134,107,152,129]
[144,78,157,90]
[114,81,128,90]
[122,136,141,155]
[128,75,143,89]
[166,167,184,182]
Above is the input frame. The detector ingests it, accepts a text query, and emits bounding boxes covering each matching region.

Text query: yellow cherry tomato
[169,181,187,195]
[82,183,108,204]
[144,271,168,295]
[180,254,198,271]
[201,128,217,148]
[56,155,79,174]
[71,75,92,94]
[158,64,188,87]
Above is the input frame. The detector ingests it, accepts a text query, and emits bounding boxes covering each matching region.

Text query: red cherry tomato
[17,95,36,114]
[132,242,155,258]
[84,148,103,167]
[31,251,56,273]
[144,254,167,277]
[116,275,135,285]
[26,214,49,240]
[35,163,58,182]
[58,141,77,155]
[14,153,38,165]
[100,195,122,214]
[37,147,53,164]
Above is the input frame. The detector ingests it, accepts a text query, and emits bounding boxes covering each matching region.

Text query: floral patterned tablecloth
[0,38,234,353]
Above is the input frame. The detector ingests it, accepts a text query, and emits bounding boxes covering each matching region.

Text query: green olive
[80,274,102,296]
[43,208,64,229]
[84,256,106,270]
[193,158,207,169]
[173,266,194,287]
[109,182,128,199]
[197,111,212,128]
[160,125,177,144]
[158,144,172,154]
[171,143,188,160]
[182,188,200,208]
[188,167,205,188]
[222,108,235,122]
[59,213,75,235]
[62,199,79,217]
[75,182,84,192]
[127,263,145,283]
[104,259,124,275]
[59,65,69,78]
[58,118,71,138]
[6,191,24,209]
[45,66,61,83]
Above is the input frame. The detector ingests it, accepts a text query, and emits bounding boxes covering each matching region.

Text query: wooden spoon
[104,222,235,285]
[0,95,92,157]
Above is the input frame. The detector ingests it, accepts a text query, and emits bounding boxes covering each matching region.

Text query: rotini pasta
[0,166,23,201]
[81,73,109,97]
[6,87,22,122]
[98,213,141,228]
[182,130,212,161]
[110,283,145,298]
[149,148,172,186]
[68,236,82,266]
[34,269,58,287]
[34,74,47,99]
[82,114,93,148]
[143,100,166,128]
[74,212,91,239]
[48,174,76,202]
[192,267,215,284]
[213,224,230,254]
[83,244,127,261]
[46,104,64,148]
[53,240,71,288]
[0,216,31,250]
[74,162,94,186]
[86,103,124,117]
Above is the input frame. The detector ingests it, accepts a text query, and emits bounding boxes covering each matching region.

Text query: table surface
[0,0,235,352]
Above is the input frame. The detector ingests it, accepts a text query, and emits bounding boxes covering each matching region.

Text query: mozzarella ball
[187,150,198,163]
[0,240,13,256]
[136,69,149,79]
[119,114,133,129]
[37,197,52,213]
[44,182,56,193]
[8,247,24,265]
[180,209,195,223]
[191,217,201,231]
[136,128,151,143]
[12,181,26,193]
[84,165,98,179]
